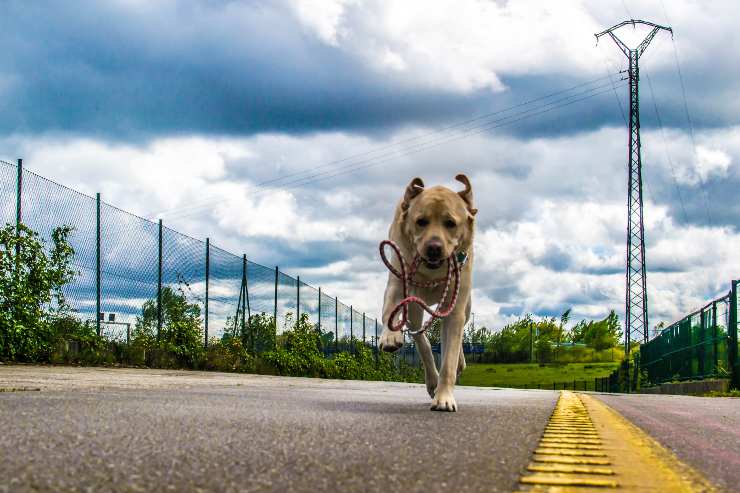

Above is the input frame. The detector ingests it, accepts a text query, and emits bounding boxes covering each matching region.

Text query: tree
[0,223,76,361]
[570,311,621,351]
[133,285,203,365]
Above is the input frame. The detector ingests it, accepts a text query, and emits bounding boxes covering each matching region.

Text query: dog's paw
[378,329,404,353]
[425,373,438,398]
[430,389,457,412]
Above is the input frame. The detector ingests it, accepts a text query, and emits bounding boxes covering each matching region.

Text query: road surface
[0,366,557,492]
[2,366,737,492]
[596,392,740,492]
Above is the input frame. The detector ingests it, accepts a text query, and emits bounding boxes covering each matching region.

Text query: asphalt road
[0,367,558,493]
[596,393,740,492]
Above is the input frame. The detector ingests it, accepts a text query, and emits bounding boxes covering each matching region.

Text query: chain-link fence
[1,158,387,352]
[640,281,739,387]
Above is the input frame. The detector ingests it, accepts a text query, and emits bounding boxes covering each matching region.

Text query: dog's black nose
[425,241,443,261]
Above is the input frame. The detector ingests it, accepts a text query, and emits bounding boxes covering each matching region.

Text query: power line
[643,70,689,224]
[162,83,623,222]
[659,0,715,227]
[145,74,621,220]
[263,86,622,196]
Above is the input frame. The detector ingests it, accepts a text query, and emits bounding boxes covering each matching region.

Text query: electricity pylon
[596,20,672,355]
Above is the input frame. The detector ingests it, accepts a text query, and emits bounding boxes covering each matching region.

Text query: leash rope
[379,239,461,335]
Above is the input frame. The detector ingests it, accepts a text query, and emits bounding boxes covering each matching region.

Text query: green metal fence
[640,281,739,388]
[1,157,387,352]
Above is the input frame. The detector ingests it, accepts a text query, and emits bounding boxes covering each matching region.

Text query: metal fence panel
[100,203,159,340]
[208,245,242,340]
[1,158,381,358]
[21,169,98,317]
[641,291,733,385]
[0,161,16,226]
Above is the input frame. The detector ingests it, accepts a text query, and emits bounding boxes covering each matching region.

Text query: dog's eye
[444,219,457,229]
[416,218,429,227]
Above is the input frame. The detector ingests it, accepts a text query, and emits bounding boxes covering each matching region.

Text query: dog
[378,174,476,411]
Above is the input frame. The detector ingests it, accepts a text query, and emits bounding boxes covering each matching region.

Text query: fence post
[96,193,101,337]
[335,296,339,353]
[15,158,22,252]
[730,281,739,389]
[375,319,379,363]
[157,219,163,341]
[699,308,706,377]
[712,301,718,375]
[296,276,300,327]
[362,312,366,344]
[318,287,322,332]
[242,254,249,339]
[273,266,278,333]
[529,324,533,363]
[350,305,354,353]
[204,238,209,348]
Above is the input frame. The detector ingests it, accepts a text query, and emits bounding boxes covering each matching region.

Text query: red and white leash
[379,239,461,336]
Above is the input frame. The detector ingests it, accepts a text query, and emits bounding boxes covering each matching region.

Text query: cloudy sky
[2,0,739,334]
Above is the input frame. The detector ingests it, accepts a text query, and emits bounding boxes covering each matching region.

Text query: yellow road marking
[533,455,611,466]
[518,391,719,492]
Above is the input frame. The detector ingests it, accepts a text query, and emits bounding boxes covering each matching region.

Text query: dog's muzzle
[422,257,445,270]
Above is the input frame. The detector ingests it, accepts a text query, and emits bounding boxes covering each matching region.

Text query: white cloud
[285,0,734,94]
[4,121,740,334]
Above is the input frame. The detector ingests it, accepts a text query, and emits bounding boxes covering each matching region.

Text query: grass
[458,362,620,390]
[703,389,740,398]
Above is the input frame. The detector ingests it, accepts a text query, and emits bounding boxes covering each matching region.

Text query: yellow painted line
[535,442,602,450]
[539,438,602,445]
[520,476,618,488]
[533,455,611,466]
[535,448,607,457]
[527,464,615,475]
[542,433,600,439]
[518,391,720,492]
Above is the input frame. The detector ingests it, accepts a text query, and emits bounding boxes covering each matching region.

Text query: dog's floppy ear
[455,173,478,217]
[401,177,425,214]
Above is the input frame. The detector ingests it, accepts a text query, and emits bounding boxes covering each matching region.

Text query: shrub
[131,285,204,368]
[204,335,255,373]
[0,223,76,361]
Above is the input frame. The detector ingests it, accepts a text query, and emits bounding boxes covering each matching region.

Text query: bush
[204,335,255,372]
[131,285,204,368]
[260,313,421,383]
[0,223,76,361]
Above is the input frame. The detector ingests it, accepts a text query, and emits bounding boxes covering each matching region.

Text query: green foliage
[204,334,255,372]
[131,285,204,367]
[49,315,116,365]
[260,313,421,382]
[459,362,620,388]
[464,310,623,364]
[0,223,77,361]
[570,310,622,351]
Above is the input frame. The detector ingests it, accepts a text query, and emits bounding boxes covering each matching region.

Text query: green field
[458,362,620,390]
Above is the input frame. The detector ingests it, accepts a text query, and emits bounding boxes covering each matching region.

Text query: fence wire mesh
[2,160,383,352]
[641,290,734,384]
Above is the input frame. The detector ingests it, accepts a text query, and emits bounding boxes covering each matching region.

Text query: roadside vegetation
[0,222,420,383]
[458,362,620,389]
[2,221,629,387]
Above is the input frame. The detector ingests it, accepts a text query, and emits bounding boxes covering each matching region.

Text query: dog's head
[401,174,477,269]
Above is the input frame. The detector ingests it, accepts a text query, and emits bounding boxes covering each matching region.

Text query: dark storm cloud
[0,1,484,140]
[2,1,736,142]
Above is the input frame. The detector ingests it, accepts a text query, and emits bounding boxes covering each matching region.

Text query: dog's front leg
[378,277,405,352]
[431,309,466,412]
[408,304,438,398]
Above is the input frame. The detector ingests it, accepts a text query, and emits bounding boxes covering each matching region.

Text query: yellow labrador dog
[379,174,476,412]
